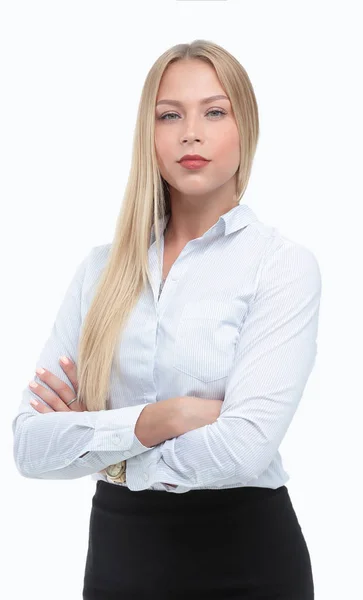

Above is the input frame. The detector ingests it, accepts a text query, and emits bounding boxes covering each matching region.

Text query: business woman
[13,39,320,599]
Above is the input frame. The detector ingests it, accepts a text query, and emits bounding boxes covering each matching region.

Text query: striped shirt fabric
[12,202,322,494]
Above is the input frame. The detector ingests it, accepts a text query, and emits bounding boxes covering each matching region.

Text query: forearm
[13,396,190,481]
[12,403,160,480]
[134,397,183,447]
[134,396,223,489]
[134,395,218,447]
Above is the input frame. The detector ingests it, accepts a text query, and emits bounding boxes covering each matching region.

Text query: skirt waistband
[93,480,288,515]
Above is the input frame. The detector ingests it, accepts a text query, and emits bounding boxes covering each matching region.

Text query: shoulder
[81,243,112,293]
[245,220,321,297]
[249,218,320,269]
[87,243,112,267]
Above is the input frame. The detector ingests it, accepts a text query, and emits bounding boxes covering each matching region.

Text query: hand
[29,356,87,413]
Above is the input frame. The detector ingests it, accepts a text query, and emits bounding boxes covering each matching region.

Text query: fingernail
[36,368,45,375]
[30,399,38,406]
[29,381,38,389]
[60,356,69,365]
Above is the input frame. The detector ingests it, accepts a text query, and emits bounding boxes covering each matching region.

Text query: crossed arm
[12,241,321,491]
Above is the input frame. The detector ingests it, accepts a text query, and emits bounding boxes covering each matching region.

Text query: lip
[178,154,209,162]
[179,159,210,170]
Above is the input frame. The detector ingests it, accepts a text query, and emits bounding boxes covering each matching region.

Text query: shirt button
[64,458,71,465]
[113,434,121,444]
[143,473,149,481]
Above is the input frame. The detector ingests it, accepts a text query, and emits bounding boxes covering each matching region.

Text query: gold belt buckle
[104,460,126,483]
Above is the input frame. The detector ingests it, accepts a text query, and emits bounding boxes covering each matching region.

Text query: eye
[158,109,227,121]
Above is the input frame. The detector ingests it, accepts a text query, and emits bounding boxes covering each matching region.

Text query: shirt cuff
[83,403,157,456]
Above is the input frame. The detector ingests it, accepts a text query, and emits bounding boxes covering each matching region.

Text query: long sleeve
[12,247,155,480]
[126,241,322,492]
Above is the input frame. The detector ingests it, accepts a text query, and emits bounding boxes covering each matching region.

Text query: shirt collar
[150,202,259,244]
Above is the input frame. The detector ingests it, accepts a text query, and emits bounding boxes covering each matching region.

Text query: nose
[181,135,201,144]
[180,114,204,145]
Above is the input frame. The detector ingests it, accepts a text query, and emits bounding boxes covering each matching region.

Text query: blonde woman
[13,40,320,599]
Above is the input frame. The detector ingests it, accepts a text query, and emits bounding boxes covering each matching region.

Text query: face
[154,59,240,203]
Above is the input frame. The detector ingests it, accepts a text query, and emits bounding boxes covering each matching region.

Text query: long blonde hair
[76,39,259,411]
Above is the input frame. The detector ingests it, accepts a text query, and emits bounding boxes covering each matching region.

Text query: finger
[34,367,77,409]
[29,380,71,412]
[29,396,54,414]
[59,357,78,395]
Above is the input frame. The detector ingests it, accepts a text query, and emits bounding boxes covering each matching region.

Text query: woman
[13,40,320,599]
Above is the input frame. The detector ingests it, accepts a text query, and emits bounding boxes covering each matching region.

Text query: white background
[1,1,362,598]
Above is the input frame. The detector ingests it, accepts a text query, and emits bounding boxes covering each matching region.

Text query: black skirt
[82,480,314,599]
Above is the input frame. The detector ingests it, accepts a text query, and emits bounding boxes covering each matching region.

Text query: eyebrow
[156,94,230,107]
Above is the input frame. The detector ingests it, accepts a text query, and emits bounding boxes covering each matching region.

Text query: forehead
[156,60,224,99]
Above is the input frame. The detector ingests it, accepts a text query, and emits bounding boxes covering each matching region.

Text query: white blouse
[12,202,322,493]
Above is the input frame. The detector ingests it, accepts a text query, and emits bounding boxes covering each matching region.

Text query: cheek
[218,131,240,168]
[215,138,240,168]
[155,137,169,167]
[155,134,174,167]
[155,127,173,149]
[217,125,239,150]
